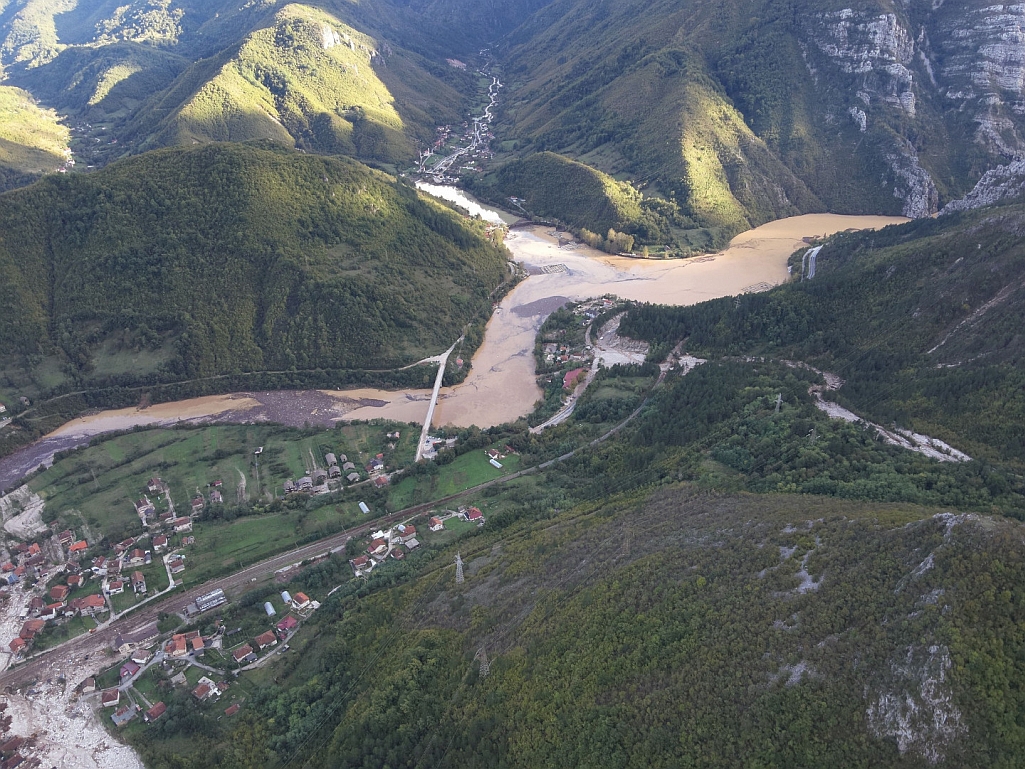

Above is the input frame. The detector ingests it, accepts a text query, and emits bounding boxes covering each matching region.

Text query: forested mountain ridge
[619,202,1025,466]
[126,484,1025,768]
[0,141,507,385]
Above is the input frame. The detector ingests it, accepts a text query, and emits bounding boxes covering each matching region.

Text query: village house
[152,534,168,552]
[209,489,223,505]
[80,677,96,694]
[296,476,313,492]
[192,636,205,654]
[135,497,155,518]
[114,538,136,555]
[342,461,356,472]
[232,644,256,665]
[392,525,417,545]
[67,574,83,589]
[374,476,389,488]
[69,540,88,555]
[276,615,298,636]
[350,555,373,577]
[429,516,444,532]
[166,634,189,657]
[111,705,137,727]
[325,453,337,467]
[283,480,296,494]
[291,592,311,611]
[58,530,74,548]
[144,702,166,722]
[346,472,360,484]
[39,603,61,621]
[131,570,147,594]
[173,517,193,533]
[74,594,108,616]
[225,703,241,717]
[182,535,195,546]
[19,619,44,641]
[107,579,124,595]
[254,630,277,650]
[28,596,44,616]
[131,649,152,666]
[367,538,388,559]
[101,689,120,708]
[168,556,186,575]
[50,585,69,602]
[147,478,165,494]
[7,638,25,655]
[329,464,342,479]
[128,549,146,567]
[466,507,484,524]
[192,683,212,702]
[191,496,205,514]
[120,661,141,682]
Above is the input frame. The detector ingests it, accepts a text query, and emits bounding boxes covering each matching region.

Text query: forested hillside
[126,483,1025,768]
[619,204,1025,465]
[0,142,507,386]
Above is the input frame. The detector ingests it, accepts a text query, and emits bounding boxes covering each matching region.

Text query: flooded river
[0,189,906,489]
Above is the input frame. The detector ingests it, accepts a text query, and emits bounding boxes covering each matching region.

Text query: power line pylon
[455,553,464,584]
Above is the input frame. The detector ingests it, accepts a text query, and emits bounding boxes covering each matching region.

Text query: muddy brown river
[0,189,906,490]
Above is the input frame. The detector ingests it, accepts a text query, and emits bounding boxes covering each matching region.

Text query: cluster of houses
[135,477,213,540]
[350,524,421,576]
[284,452,360,495]
[283,448,394,496]
[227,593,310,668]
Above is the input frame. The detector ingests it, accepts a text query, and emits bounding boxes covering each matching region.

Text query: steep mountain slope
[492,0,1025,240]
[0,142,507,384]
[620,204,1025,465]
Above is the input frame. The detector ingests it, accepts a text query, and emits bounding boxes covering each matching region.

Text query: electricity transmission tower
[455,553,464,584]
[474,646,490,678]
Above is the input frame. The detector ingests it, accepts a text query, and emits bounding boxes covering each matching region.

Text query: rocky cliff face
[800,1,1025,216]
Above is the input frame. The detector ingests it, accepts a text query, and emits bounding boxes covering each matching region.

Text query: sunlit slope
[144,5,460,163]
[0,85,68,189]
[0,142,507,380]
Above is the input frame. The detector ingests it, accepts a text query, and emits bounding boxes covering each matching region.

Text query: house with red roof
[144,702,166,722]
[69,540,88,554]
[254,631,277,650]
[563,367,586,390]
[101,689,120,708]
[49,585,69,602]
[276,615,298,634]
